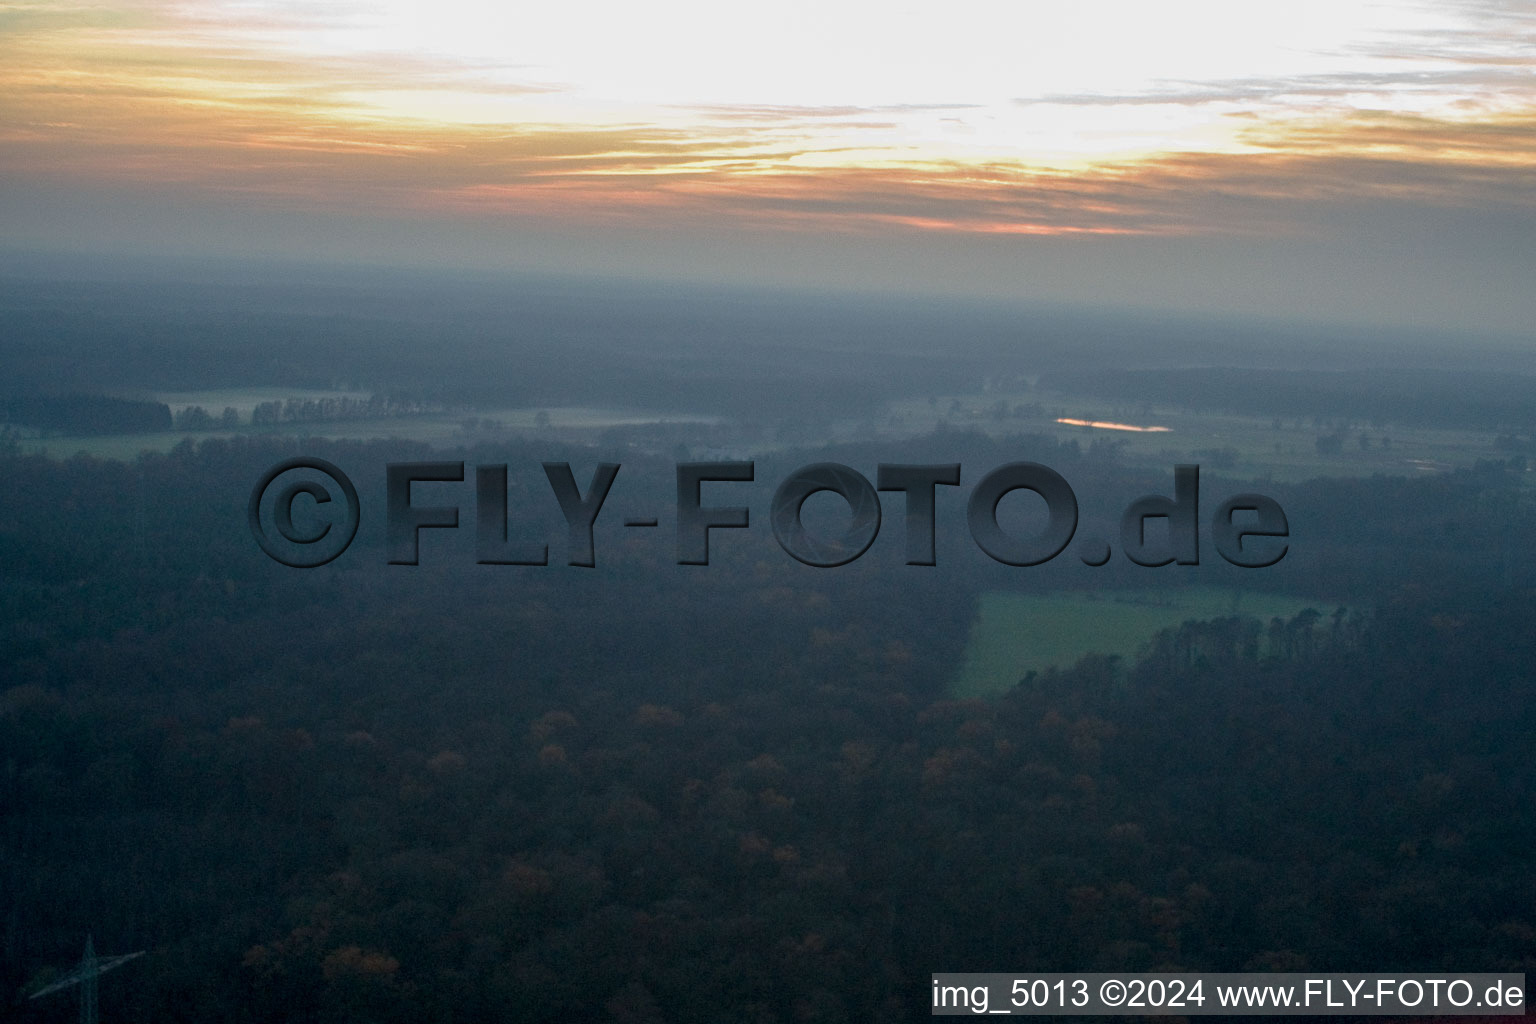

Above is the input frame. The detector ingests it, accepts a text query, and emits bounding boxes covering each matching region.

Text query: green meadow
[951,587,1334,697]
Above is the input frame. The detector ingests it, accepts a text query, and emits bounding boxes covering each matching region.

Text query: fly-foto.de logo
[248,459,1288,571]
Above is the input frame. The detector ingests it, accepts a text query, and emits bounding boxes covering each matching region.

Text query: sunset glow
[3,0,1532,238]
[1056,419,1172,433]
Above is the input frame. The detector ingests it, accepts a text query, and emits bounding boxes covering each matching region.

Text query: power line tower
[27,936,143,1024]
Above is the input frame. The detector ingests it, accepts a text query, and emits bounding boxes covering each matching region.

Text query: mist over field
[4,0,1535,1019]
[7,256,1535,426]
[3,252,1534,1023]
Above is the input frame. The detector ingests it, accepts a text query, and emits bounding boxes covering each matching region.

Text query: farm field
[950,586,1337,697]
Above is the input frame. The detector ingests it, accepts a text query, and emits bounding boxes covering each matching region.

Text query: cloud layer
[1,0,1532,331]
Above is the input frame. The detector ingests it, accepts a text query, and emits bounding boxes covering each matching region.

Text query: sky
[1,0,1533,332]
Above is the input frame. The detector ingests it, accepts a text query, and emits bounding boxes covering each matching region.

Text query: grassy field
[950,587,1335,698]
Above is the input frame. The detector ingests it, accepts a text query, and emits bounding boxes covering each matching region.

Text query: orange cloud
[1,0,1532,239]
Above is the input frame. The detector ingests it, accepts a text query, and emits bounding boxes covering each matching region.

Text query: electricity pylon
[27,936,144,1024]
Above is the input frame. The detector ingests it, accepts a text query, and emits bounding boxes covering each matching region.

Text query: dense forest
[2,430,1533,1021]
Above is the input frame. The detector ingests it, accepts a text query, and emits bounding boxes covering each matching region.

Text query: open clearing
[951,587,1336,697]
